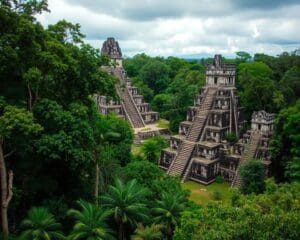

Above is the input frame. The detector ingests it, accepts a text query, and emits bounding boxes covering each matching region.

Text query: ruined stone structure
[101,37,123,66]
[230,110,275,187]
[95,38,159,128]
[160,55,243,184]
[159,55,275,185]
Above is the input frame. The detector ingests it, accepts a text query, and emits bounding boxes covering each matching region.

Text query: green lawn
[182,180,233,205]
[157,119,169,129]
[131,145,142,156]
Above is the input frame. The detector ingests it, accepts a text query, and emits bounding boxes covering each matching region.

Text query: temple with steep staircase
[160,55,244,184]
[160,55,276,186]
[94,38,159,128]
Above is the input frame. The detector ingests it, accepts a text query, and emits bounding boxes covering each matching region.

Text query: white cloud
[37,0,300,57]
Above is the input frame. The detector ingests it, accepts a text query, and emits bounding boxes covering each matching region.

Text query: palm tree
[18,207,64,240]
[100,179,149,240]
[92,114,121,203]
[131,223,163,240]
[67,200,115,240]
[141,137,167,164]
[152,192,186,240]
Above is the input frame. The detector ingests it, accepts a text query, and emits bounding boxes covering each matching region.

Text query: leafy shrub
[215,176,224,183]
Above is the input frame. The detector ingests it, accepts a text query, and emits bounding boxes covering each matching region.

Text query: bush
[174,182,300,240]
[215,176,224,183]
[240,159,265,194]
[225,133,239,144]
[141,136,167,163]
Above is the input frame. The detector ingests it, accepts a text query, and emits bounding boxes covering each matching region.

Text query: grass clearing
[157,119,169,129]
[131,145,143,156]
[182,180,233,205]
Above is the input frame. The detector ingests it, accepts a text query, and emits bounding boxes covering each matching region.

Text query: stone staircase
[181,156,195,182]
[167,140,195,177]
[231,131,261,188]
[112,68,145,128]
[187,88,217,141]
[166,87,217,178]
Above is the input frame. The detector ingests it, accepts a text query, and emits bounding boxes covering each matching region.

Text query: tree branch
[4,170,13,207]
[3,150,15,159]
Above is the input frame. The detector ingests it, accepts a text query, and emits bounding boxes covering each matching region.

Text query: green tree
[0,105,42,240]
[123,54,151,77]
[100,179,149,240]
[280,66,300,106]
[165,66,205,132]
[68,200,115,240]
[47,20,85,44]
[0,0,127,233]
[225,133,239,145]
[122,160,188,202]
[153,192,186,240]
[30,101,133,206]
[151,94,173,117]
[91,113,121,202]
[124,160,164,195]
[235,51,252,63]
[122,161,164,190]
[240,159,266,194]
[1,2,115,107]
[174,181,300,240]
[18,207,64,240]
[238,62,280,118]
[271,101,300,182]
[131,78,154,102]
[98,114,134,168]
[165,57,188,78]
[141,137,167,163]
[254,52,300,81]
[91,113,133,197]
[131,223,163,240]
[33,99,95,172]
[139,60,170,94]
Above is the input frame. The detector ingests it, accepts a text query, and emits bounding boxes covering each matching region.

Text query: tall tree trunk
[118,222,124,240]
[0,142,13,240]
[27,84,33,111]
[94,162,99,204]
[166,224,173,240]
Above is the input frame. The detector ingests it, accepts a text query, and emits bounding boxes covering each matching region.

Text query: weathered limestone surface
[101,37,122,65]
[160,55,274,186]
[230,110,275,187]
[95,37,159,128]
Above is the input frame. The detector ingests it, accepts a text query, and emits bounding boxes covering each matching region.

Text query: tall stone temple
[159,55,275,186]
[95,37,159,129]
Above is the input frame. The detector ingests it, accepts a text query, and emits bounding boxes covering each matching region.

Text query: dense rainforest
[0,0,299,239]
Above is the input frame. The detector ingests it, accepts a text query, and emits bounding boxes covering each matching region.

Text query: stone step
[231,132,262,188]
[168,141,195,177]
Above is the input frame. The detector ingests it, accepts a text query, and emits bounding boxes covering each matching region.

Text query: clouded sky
[37,0,300,58]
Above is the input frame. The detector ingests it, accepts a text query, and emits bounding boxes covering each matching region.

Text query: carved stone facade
[94,95,124,116]
[101,37,123,66]
[95,38,159,127]
[230,111,275,187]
[251,111,275,135]
[206,54,236,87]
[160,55,275,186]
